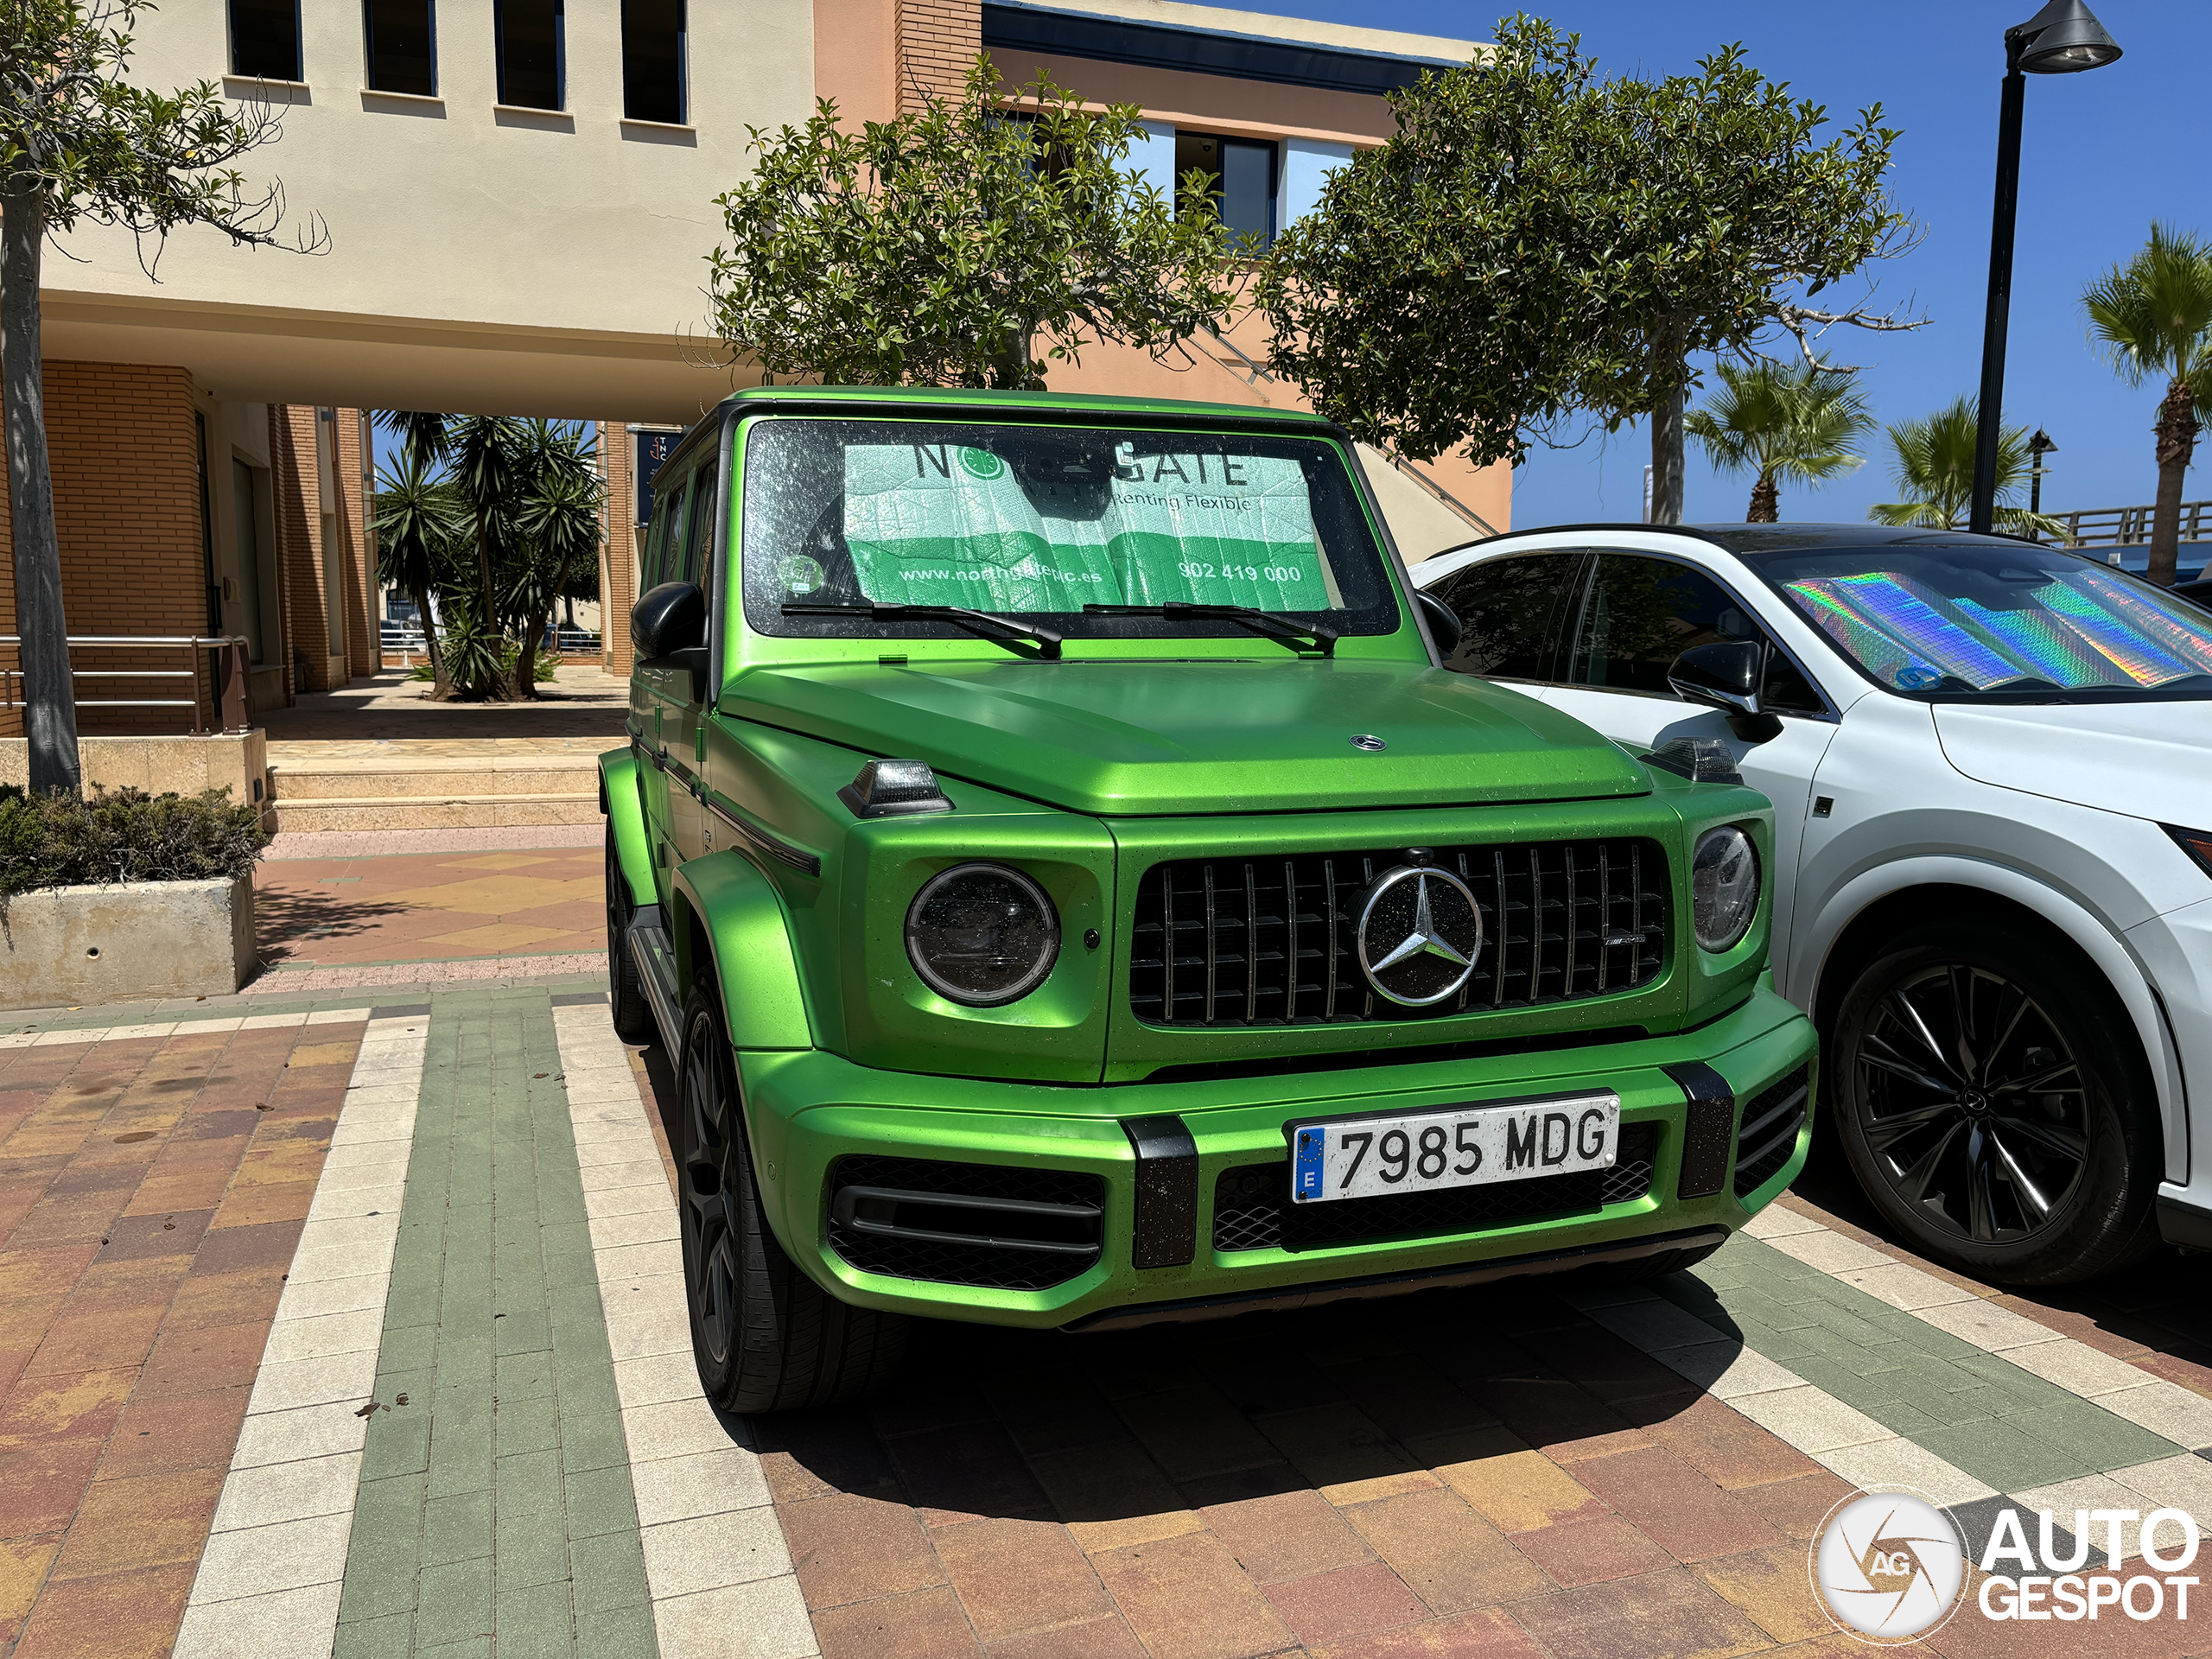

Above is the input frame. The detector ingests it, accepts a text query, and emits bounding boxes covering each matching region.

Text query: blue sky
[1230,0,2209,531]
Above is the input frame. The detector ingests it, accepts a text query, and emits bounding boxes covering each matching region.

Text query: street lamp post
[1968,0,2120,537]
[2027,428,2056,519]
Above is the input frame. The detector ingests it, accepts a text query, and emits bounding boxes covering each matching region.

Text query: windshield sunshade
[1758,543,2212,701]
[741,418,1402,643]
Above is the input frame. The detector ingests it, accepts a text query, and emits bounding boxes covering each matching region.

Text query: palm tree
[2082,224,2212,586]
[1686,360,1874,522]
[370,443,463,695]
[1869,397,2065,541]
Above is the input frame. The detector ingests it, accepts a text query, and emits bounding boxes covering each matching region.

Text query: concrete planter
[0,876,254,1008]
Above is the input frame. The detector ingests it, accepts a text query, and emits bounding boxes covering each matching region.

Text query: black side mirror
[632,581,709,702]
[1668,639,1762,714]
[632,582,705,660]
[1668,639,1780,742]
[1416,590,1463,658]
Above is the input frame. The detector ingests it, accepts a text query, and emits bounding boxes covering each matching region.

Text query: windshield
[741,417,1402,643]
[1750,542,2212,702]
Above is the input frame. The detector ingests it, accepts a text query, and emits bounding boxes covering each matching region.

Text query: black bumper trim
[1060,1224,1731,1332]
[1122,1114,1199,1269]
[1665,1062,1736,1199]
[2158,1196,2212,1252]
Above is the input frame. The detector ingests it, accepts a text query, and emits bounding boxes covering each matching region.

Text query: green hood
[723,660,1650,817]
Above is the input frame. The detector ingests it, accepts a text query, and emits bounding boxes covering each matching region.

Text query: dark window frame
[364,0,439,97]
[1559,549,1835,720]
[1173,130,1278,248]
[620,0,688,125]
[228,0,303,81]
[494,0,566,111]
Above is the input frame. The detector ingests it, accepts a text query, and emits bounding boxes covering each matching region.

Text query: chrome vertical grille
[1128,838,1669,1027]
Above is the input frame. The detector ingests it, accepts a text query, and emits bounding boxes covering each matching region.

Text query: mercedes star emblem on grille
[1355,865,1484,1006]
[1349,734,1386,751]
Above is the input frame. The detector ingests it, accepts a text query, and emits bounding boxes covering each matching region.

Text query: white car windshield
[1751,542,2212,702]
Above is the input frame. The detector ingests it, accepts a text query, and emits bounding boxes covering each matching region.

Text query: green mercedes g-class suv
[601,385,1816,1413]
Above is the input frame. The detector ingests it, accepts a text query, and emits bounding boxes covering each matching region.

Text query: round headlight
[906,863,1060,1006]
[1691,827,1760,952]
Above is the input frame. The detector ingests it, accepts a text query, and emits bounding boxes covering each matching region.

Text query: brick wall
[0,362,219,738]
[268,404,375,696]
[896,0,979,111]
[601,419,637,677]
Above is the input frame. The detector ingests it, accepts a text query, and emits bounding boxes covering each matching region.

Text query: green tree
[372,414,603,701]
[1255,18,1611,469]
[0,0,321,793]
[1685,359,1872,522]
[1869,397,2063,539]
[368,443,464,694]
[705,59,1246,390]
[2081,224,2212,587]
[1259,16,1916,518]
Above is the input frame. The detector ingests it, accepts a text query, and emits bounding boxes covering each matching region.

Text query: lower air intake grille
[827,1156,1103,1291]
[1128,838,1668,1027]
[1732,1066,1809,1198]
[1212,1123,1659,1254]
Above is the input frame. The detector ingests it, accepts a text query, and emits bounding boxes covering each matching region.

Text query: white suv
[1414,524,2212,1283]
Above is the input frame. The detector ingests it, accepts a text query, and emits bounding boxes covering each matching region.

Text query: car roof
[720,385,1342,436]
[1434,523,2045,560]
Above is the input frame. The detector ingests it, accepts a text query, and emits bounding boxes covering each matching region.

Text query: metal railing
[0,634,251,734]
[379,624,601,657]
[2052,500,2211,547]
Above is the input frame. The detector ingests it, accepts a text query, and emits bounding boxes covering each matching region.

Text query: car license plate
[1289,1092,1620,1204]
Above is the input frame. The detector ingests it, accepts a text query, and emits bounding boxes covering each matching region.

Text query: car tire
[677,977,908,1413]
[606,827,654,1043]
[1830,920,2158,1285]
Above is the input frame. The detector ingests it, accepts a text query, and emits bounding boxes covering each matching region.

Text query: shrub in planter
[0,785,267,899]
[0,786,270,1007]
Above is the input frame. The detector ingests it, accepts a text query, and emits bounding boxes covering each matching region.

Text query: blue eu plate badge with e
[1293,1127,1325,1202]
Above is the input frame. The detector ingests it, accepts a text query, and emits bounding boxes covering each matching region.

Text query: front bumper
[738,984,1816,1329]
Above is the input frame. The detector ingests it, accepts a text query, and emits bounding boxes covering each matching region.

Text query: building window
[1175,131,1276,247]
[229,0,302,80]
[622,0,686,124]
[365,0,436,97]
[496,0,565,111]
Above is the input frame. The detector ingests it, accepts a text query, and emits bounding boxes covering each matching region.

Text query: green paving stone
[567,1530,652,1616]
[562,1468,641,1541]
[363,1409,435,1482]
[333,990,662,1656]
[415,1641,493,1659]
[493,1582,579,1659]
[351,1473,428,1564]
[334,1611,415,1659]
[423,1489,494,1567]
[575,1605,658,1659]
[417,1556,495,1643]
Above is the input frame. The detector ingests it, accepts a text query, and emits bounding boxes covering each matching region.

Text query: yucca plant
[1686,359,1873,522]
[2082,224,2212,586]
[1869,397,2066,541]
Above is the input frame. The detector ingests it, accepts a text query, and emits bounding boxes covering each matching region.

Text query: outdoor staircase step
[267,791,601,831]
[266,760,598,801]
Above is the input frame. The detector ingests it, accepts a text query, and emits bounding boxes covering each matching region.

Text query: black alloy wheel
[1832,921,2158,1284]
[675,979,909,1413]
[605,827,653,1041]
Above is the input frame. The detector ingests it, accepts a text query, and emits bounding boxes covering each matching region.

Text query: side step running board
[627,909,683,1052]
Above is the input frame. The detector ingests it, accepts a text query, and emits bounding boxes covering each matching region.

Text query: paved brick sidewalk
[1,975,2208,1657]
[255,848,603,976]
[0,1011,366,1658]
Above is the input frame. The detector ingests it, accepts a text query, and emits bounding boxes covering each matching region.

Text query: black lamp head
[2008,0,2122,73]
[2029,429,2058,454]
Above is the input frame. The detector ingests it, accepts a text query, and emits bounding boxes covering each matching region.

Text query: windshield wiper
[782,602,1062,659]
[1083,601,1338,655]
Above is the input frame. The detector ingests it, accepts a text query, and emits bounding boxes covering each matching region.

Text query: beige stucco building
[17,0,1502,717]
